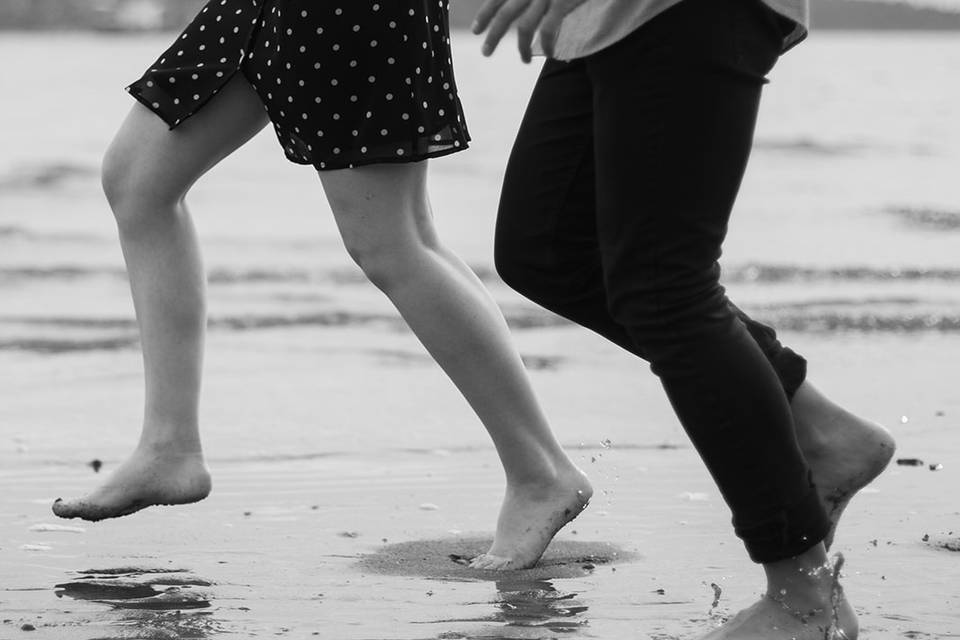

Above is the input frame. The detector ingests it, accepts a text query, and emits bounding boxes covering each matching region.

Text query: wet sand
[2,325,959,639]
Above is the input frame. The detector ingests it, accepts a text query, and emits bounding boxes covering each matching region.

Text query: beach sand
[2,30,960,639]
[2,325,959,639]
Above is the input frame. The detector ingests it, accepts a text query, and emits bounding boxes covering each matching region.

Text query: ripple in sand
[357,537,635,581]
[57,568,213,611]
[886,206,960,231]
[0,162,97,191]
[28,523,86,533]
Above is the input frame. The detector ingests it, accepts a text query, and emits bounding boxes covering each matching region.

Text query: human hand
[471,0,589,63]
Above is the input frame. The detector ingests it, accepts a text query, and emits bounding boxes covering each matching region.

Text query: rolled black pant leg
[584,0,829,561]
[496,57,808,401]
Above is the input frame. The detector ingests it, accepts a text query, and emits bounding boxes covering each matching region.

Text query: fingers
[537,2,568,59]
[515,0,550,63]
[478,0,530,57]
[471,0,507,35]
[473,0,587,61]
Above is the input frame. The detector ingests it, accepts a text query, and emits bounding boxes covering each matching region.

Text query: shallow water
[1,29,959,640]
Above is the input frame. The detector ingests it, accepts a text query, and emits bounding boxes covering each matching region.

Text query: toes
[51,498,78,519]
[469,553,514,571]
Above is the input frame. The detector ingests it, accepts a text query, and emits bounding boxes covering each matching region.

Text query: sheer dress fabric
[127,0,471,170]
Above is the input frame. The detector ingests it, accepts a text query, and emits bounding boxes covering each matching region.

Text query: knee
[341,231,424,293]
[493,215,554,299]
[101,141,183,234]
[492,230,530,293]
[605,265,730,342]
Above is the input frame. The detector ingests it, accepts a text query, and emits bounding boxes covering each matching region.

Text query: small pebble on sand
[896,458,924,466]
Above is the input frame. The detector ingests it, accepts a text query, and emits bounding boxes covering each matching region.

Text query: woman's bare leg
[319,161,592,569]
[53,77,270,521]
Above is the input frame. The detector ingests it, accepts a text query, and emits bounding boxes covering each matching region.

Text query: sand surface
[2,329,959,639]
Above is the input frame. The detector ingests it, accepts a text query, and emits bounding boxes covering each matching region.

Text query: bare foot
[698,592,857,639]
[470,467,593,570]
[792,383,896,549]
[52,447,211,521]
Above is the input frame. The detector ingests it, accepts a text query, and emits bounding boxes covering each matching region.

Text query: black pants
[495,0,830,563]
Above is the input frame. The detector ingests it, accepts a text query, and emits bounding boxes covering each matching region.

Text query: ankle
[504,460,586,493]
[135,435,204,457]
[764,549,845,611]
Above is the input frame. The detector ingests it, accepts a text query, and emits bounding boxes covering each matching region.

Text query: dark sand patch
[357,537,636,581]
[753,137,878,156]
[886,206,960,231]
[0,336,138,354]
[56,568,212,611]
[0,162,97,191]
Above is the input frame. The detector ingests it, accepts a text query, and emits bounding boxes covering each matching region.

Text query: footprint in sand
[356,537,636,581]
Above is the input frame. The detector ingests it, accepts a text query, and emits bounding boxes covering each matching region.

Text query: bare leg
[791,382,895,549]
[53,77,270,521]
[319,162,592,569]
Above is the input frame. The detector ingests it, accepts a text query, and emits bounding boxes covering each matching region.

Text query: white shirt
[548,0,809,61]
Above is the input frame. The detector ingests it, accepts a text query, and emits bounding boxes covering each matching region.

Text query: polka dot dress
[127,0,471,170]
